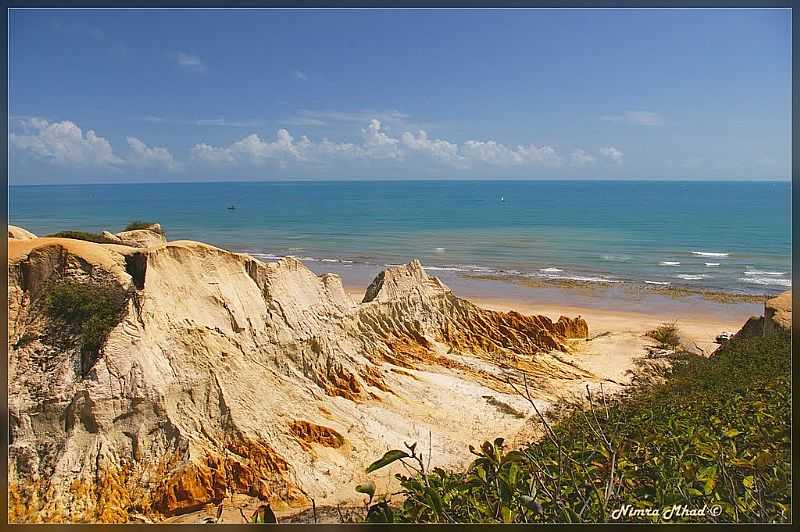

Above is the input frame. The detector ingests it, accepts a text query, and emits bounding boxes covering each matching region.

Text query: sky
[8,8,791,184]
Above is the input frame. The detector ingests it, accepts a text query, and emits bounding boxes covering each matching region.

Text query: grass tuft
[646,321,681,348]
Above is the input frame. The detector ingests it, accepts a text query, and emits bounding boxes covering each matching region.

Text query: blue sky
[8,8,791,184]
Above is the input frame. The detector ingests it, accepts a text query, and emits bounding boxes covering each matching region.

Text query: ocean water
[8,180,792,295]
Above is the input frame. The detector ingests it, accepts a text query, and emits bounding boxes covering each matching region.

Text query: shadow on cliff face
[124,252,147,290]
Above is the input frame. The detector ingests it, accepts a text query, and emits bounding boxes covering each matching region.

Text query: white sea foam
[424,266,467,272]
[744,270,785,276]
[602,255,631,262]
[739,277,792,287]
[676,274,707,280]
[691,251,729,257]
[644,280,670,285]
[434,247,446,253]
[251,252,283,261]
[659,261,681,266]
[299,257,318,262]
[535,272,621,283]
[320,258,339,263]
[539,267,563,273]
[705,263,720,267]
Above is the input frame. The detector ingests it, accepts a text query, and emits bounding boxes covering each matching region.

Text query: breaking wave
[691,251,729,257]
[739,277,792,287]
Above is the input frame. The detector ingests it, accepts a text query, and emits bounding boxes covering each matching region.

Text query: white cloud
[599,146,624,163]
[279,116,328,127]
[11,118,123,166]
[136,115,262,128]
[194,118,263,128]
[190,119,586,171]
[176,52,205,72]
[293,70,308,81]
[401,130,463,166]
[601,110,664,126]
[191,129,305,165]
[570,149,597,166]
[460,140,561,166]
[297,109,410,124]
[191,143,236,164]
[361,119,402,160]
[126,137,178,169]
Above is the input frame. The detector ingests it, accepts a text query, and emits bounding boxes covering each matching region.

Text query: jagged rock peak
[362,258,449,303]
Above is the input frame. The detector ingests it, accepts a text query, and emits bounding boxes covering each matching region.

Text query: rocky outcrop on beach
[8,225,37,240]
[718,291,792,352]
[764,290,791,336]
[7,225,591,523]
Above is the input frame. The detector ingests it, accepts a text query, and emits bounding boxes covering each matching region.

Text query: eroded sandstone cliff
[7,227,590,523]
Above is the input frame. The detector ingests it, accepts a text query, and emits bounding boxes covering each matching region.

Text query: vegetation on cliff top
[45,230,119,244]
[360,334,791,523]
[123,220,162,233]
[45,281,129,371]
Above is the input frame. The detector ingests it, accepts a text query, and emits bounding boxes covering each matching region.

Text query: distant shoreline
[461,272,770,304]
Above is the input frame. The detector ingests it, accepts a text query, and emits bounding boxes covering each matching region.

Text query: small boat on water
[227,205,236,210]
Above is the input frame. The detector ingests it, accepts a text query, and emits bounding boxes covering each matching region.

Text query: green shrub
[46,231,118,244]
[646,322,681,348]
[13,333,36,349]
[46,281,128,368]
[362,335,791,523]
[123,220,161,233]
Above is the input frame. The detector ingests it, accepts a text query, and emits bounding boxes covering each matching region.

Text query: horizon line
[8,177,792,187]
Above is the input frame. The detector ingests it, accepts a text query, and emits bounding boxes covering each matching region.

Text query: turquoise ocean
[8,180,792,296]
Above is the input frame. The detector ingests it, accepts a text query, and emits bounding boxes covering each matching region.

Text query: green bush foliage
[46,231,119,244]
[46,281,128,365]
[362,335,791,523]
[123,220,161,233]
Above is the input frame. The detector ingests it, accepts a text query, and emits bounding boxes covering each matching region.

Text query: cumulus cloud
[126,137,178,169]
[191,129,305,165]
[361,119,402,159]
[460,140,561,167]
[191,143,236,164]
[189,119,586,170]
[601,110,664,126]
[11,118,123,166]
[400,130,463,166]
[598,146,624,163]
[570,149,597,166]
[11,115,627,176]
